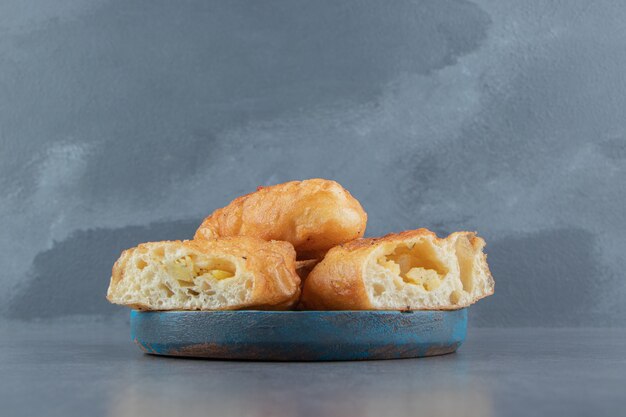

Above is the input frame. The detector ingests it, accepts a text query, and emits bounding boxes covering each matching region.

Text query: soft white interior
[364,235,492,309]
[109,243,254,310]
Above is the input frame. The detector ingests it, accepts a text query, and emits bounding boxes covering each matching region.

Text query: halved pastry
[107,237,300,310]
[194,179,367,260]
[300,229,494,310]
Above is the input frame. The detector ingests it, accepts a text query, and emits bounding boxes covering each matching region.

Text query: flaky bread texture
[107,237,300,311]
[300,229,494,310]
[194,179,367,260]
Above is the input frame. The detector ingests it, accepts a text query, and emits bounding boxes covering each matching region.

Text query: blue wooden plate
[131,309,467,361]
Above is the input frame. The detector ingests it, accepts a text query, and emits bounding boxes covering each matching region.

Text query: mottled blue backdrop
[1,0,624,326]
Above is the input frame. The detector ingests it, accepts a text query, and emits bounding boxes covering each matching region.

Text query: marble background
[2,0,624,326]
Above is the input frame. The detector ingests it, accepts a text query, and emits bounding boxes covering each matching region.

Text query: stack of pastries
[107,179,494,311]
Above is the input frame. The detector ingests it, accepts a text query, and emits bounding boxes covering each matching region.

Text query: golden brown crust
[194,179,367,259]
[299,242,372,310]
[336,229,440,251]
[300,228,494,310]
[107,237,301,310]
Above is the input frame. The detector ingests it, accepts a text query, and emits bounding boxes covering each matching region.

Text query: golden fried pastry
[300,229,494,310]
[194,179,367,260]
[107,237,300,311]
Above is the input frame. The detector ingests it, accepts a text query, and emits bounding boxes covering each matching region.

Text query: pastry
[107,237,300,310]
[300,229,494,310]
[194,179,367,260]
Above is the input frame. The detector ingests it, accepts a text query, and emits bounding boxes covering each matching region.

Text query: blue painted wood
[131,309,467,361]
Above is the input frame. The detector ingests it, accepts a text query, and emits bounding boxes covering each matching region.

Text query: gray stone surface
[1,0,626,326]
[1,321,624,417]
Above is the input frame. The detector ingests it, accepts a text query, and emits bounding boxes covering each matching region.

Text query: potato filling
[207,269,235,280]
[377,241,448,292]
[166,256,236,287]
[405,267,441,291]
